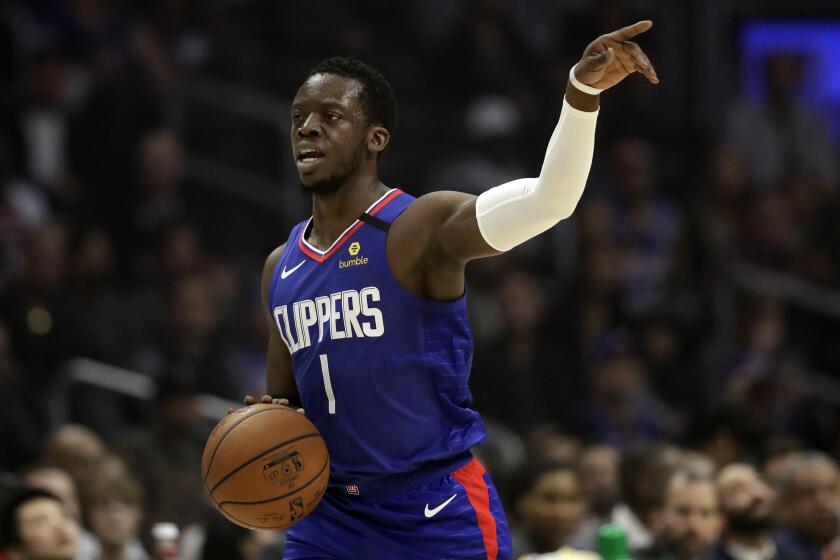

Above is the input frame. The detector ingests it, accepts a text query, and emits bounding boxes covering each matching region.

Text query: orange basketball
[201,403,329,530]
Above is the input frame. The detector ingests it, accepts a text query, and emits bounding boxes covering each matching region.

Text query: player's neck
[309,175,389,249]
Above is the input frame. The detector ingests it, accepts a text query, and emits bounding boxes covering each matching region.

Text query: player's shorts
[284,457,512,559]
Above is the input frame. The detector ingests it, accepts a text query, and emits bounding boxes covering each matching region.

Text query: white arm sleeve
[475,96,599,251]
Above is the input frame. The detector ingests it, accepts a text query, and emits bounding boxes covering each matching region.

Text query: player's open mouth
[297,150,325,165]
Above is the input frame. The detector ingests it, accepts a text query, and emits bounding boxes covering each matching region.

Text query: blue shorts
[284,458,512,559]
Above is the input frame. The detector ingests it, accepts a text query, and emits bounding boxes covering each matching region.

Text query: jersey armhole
[266,223,302,317]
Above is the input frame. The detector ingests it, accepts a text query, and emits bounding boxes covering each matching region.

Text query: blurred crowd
[1,0,839,559]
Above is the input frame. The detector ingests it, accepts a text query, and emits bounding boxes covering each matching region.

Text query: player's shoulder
[264,243,287,272]
[394,189,476,230]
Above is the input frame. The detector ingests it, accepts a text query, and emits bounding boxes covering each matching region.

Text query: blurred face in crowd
[21,468,81,521]
[87,498,143,549]
[578,445,620,518]
[498,272,546,334]
[42,425,107,487]
[659,475,722,560]
[516,468,588,550]
[780,457,840,546]
[8,498,79,560]
[717,464,776,535]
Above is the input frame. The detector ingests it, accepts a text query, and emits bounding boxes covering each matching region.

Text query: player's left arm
[417,21,658,263]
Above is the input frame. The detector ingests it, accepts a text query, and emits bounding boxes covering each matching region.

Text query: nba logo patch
[346,484,360,495]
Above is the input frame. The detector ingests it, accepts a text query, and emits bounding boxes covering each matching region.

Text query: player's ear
[368,126,390,156]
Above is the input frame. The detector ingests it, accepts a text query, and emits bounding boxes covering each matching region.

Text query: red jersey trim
[298,189,403,263]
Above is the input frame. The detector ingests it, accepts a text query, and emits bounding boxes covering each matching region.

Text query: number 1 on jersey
[319,354,336,414]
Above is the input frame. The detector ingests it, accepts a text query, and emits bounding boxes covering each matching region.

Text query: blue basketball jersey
[266,189,486,487]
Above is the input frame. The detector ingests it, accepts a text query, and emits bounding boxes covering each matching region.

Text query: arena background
[1,1,840,559]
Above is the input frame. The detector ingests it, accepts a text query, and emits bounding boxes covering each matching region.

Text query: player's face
[291,74,370,193]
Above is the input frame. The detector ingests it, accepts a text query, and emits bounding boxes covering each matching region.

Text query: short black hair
[504,460,578,511]
[307,56,398,135]
[0,488,63,549]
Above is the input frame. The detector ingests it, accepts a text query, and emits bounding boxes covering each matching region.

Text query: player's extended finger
[623,42,659,83]
[606,20,653,41]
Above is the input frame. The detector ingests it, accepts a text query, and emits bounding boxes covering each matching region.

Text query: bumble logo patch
[339,242,367,269]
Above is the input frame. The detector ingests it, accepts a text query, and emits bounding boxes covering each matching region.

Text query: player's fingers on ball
[296,408,305,414]
[260,394,273,403]
[243,395,255,405]
[226,407,234,415]
[272,398,289,405]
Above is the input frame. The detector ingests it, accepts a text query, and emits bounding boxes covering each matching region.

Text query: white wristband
[569,63,603,96]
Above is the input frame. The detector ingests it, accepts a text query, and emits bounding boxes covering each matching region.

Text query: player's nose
[297,114,322,137]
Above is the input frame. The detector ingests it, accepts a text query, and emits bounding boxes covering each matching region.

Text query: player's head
[291,56,397,193]
[1,488,80,560]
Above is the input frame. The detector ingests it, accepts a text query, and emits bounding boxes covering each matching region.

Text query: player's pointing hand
[574,20,659,91]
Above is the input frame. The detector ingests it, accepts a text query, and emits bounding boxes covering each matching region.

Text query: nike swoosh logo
[280,261,305,279]
[424,493,457,518]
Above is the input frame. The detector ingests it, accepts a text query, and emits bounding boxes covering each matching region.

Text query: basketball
[201,403,330,530]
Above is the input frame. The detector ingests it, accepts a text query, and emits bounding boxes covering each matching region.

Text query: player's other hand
[574,20,659,91]
[227,395,305,415]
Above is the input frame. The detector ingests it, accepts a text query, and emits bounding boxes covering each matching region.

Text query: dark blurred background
[1,1,840,559]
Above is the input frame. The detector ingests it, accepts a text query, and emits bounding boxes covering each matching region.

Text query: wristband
[569,63,603,96]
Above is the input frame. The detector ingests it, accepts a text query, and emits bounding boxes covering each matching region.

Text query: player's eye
[327,112,341,121]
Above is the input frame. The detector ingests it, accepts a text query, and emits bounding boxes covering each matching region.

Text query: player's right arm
[257,243,303,409]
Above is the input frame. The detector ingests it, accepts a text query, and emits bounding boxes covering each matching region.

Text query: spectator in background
[0,127,51,290]
[774,453,840,560]
[41,426,108,492]
[707,463,778,560]
[507,461,597,558]
[596,136,689,321]
[575,330,675,447]
[114,377,214,536]
[18,48,78,208]
[19,464,99,560]
[81,474,148,560]
[691,142,751,261]
[725,53,838,189]
[721,297,805,439]
[131,129,185,246]
[637,469,721,560]
[611,443,683,551]
[472,271,571,431]
[577,445,620,525]
[0,488,80,560]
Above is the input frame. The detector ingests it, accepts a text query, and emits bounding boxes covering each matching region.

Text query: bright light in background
[741,20,840,138]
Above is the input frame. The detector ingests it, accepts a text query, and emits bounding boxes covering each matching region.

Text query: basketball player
[252,21,658,559]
